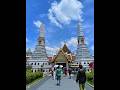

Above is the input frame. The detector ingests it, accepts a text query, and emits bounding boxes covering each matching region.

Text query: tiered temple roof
[52,44,75,63]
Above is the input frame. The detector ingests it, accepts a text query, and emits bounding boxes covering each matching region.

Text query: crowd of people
[50,64,87,90]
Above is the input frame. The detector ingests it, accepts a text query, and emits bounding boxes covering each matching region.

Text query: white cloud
[33,20,42,28]
[48,0,83,28]
[66,37,89,48]
[46,46,59,56]
[60,37,77,48]
[60,36,89,49]
[67,37,77,47]
[46,37,77,55]
[48,10,62,28]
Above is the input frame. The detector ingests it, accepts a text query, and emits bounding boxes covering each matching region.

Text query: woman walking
[56,65,62,86]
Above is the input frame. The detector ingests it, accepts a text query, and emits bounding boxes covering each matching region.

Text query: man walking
[76,65,86,90]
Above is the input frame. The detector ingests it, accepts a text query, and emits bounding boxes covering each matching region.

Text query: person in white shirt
[53,68,56,80]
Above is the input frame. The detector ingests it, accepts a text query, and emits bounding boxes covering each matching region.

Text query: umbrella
[60,65,63,68]
[54,65,59,67]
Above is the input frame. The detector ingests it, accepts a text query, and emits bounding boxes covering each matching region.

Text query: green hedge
[26,70,43,85]
[86,70,94,85]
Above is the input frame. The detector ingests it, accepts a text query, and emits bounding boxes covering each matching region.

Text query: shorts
[56,76,61,80]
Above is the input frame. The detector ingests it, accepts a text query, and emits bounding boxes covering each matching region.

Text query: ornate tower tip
[40,23,44,29]
[39,22,45,38]
[64,41,67,45]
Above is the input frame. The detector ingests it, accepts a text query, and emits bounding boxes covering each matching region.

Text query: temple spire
[77,17,85,45]
[40,23,45,38]
[38,22,45,46]
[77,17,84,37]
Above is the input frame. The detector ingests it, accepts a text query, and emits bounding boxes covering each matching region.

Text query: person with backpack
[76,65,86,90]
[56,65,62,86]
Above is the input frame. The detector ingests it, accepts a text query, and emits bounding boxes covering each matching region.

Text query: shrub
[26,70,43,85]
[86,71,94,85]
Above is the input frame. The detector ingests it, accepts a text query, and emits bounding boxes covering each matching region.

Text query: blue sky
[26,0,94,56]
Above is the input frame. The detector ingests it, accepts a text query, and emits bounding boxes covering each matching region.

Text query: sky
[26,0,94,56]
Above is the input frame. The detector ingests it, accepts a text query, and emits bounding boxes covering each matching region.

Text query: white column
[66,62,69,76]
[32,69,35,73]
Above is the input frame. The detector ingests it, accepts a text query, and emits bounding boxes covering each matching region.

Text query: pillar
[32,69,35,73]
[66,62,69,76]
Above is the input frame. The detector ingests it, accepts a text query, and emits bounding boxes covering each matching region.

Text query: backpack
[56,69,62,77]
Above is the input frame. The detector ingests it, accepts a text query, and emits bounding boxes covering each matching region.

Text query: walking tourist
[51,67,54,79]
[56,65,62,86]
[76,65,86,90]
[53,68,56,80]
[64,67,67,76]
[68,68,72,79]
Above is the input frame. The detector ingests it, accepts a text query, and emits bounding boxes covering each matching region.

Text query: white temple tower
[26,23,51,73]
[75,20,94,71]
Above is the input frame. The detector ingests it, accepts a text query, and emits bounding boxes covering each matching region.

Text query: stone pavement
[27,75,94,90]
[36,76,79,90]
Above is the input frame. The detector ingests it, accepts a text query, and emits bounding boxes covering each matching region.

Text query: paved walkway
[27,75,94,90]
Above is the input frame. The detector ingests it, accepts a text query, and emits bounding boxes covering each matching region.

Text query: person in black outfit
[68,68,72,79]
[76,65,86,90]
